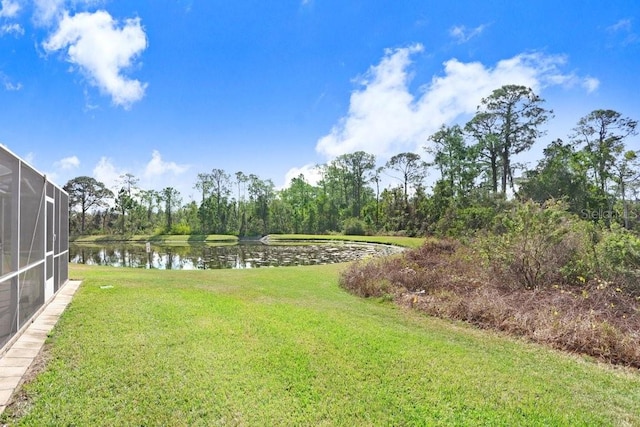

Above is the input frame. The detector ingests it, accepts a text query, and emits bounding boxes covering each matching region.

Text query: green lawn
[3,263,639,425]
[72,234,239,244]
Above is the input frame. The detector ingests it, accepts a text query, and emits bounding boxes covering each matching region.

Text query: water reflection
[69,241,402,270]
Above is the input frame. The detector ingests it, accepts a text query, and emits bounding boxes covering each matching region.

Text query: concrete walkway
[0,280,82,414]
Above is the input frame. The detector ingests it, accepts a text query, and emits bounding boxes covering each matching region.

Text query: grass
[72,234,239,244]
[2,263,640,425]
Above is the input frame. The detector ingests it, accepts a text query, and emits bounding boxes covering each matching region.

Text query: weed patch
[340,239,640,368]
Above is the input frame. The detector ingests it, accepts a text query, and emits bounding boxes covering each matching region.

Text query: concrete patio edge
[0,280,82,415]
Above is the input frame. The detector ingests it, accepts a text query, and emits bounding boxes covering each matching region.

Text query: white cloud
[0,0,20,18]
[90,152,191,200]
[608,19,632,33]
[449,24,487,44]
[141,151,192,200]
[582,77,600,93]
[33,0,65,26]
[143,150,189,179]
[93,156,122,191]
[1,72,21,90]
[282,163,322,189]
[54,155,80,170]
[316,46,597,160]
[1,22,23,36]
[316,44,425,158]
[45,155,80,186]
[4,81,22,92]
[606,18,638,46]
[43,10,148,108]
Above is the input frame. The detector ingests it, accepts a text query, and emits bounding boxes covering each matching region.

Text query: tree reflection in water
[69,242,402,270]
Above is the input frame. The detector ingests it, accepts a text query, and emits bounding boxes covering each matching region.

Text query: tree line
[64,84,639,237]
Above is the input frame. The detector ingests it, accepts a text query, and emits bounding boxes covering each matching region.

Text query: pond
[69,241,403,270]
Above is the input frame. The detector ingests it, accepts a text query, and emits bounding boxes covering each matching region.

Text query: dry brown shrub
[340,240,640,368]
[339,255,417,298]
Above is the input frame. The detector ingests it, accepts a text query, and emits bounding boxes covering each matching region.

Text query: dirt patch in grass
[340,240,640,368]
[1,343,53,423]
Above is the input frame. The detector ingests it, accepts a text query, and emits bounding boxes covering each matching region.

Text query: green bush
[434,205,499,236]
[342,217,366,235]
[476,200,592,289]
[595,224,640,293]
[170,222,192,235]
[597,224,640,269]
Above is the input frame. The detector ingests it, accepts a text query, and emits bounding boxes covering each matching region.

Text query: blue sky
[0,0,639,200]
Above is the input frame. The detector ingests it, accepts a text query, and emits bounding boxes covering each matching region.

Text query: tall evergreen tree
[571,109,638,196]
[474,85,552,194]
[64,176,113,234]
[333,151,376,218]
[465,112,501,193]
[427,124,479,202]
[385,152,427,207]
[160,187,182,232]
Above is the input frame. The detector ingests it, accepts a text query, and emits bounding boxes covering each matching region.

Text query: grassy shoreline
[2,263,639,425]
[71,234,239,244]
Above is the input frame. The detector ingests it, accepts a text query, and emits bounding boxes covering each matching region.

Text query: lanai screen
[0,146,69,350]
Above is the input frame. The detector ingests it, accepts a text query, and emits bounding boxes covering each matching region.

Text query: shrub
[476,200,592,289]
[434,206,499,237]
[340,236,640,367]
[339,258,397,298]
[170,222,191,235]
[595,224,640,294]
[342,217,366,235]
[152,226,166,236]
